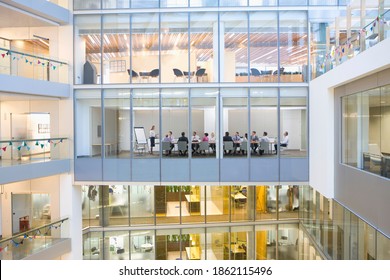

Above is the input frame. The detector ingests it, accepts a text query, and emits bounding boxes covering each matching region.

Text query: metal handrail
[0,47,68,65]
[0,137,68,143]
[0,217,69,243]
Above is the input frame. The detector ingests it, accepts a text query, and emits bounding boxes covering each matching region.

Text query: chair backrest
[260,141,269,153]
[150,69,160,77]
[173,68,183,77]
[251,68,261,76]
[127,69,138,78]
[199,142,209,151]
[224,141,234,150]
[195,68,206,77]
[162,141,171,150]
[177,141,187,151]
[240,141,248,151]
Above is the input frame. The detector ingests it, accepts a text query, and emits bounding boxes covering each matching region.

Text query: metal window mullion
[129,14,133,84]
[247,11,250,83]
[188,12,191,84]
[100,14,103,85]
[158,13,161,84]
[277,11,281,83]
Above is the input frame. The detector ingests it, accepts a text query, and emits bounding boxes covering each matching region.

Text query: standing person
[275,131,289,154]
[149,125,156,154]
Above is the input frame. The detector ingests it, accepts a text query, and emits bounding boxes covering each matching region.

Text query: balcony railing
[0,137,69,167]
[0,217,69,260]
[318,9,390,76]
[0,45,68,84]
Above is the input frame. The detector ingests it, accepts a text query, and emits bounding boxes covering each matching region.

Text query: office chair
[127,69,139,82]
[173,68,184,82]
[195,68,206,82]
[250,68,261,76]
[149,68,159,82]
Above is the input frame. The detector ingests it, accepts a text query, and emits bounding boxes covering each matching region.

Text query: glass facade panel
[107,185,129,226]
[156,186,180,225]
[182,228,205,260]
[132,89,160,157]
[342,85,390,179]
[230,226,253,260]
[74,0,101,10]
[377,231,390,259]
[206,185,229,223]
[190,0,218,7]
[161,13,189,83]
[181,186,206,224]
[103,0,130,9]
[279,88,307,157]
[278,185,299,220]
[249,0,277,6]
[250,88,277,156]
[221,88,248,158]
[103,89,131,159]
[161,89,188,157]
[221,12,248,82]
[131,13,159,84]
[255,225,276,260]
[249,12,278,83]
[102,14,130,84]
[131,0,159,8]
[189,12,217,83]
[161,0,189,7]
[103,231,130,260]
[131,230,155,260]
[279,11,308,83]
[277,224,298,260]
[75,15,102,85]
[156,229,181,260]
[255,185,276,221]
[191,89,218,158]
[279,0,307,5]
[75,90,102,159]
[231,185,254,222]
[130,185,154,226]
[206,227,229,260]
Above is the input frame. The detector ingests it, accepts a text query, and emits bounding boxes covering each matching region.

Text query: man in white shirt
[275,131,289,154]
[191,131,200,154]
[259,131,270,155]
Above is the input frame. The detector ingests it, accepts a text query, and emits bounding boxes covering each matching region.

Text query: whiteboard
[134,127,147,144]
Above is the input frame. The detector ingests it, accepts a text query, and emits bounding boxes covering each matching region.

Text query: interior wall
[1,175,61,237]
[104,108,118,152]
[227,109,248,135]
[119,109,130,151]
[250,109,278,138]
[280,109,303,150]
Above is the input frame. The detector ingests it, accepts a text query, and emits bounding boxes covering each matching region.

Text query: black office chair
[173,68,184,81]
[149,68,159,82]
[127,69,139,81]
[195,68,206,82]
[251,68,261,76]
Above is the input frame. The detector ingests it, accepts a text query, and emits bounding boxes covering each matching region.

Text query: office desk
[224,244,246,260]
[185,246,201,260]
[92,143,112,156]
[231,193,247,208]
[141,243,153,252]
[185,194,200,213]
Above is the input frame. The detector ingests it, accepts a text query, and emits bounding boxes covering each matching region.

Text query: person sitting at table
[168,131,175,154]
[274,131,289,154]
[250,131,259,154]
[259,131,270,155]
[223,131,234,155]
[232,131,241,155]
[178,132,189,156]
[209,132,216,153]
[200,132,209,155]
[191,131,200,154]
[162,134,172,156]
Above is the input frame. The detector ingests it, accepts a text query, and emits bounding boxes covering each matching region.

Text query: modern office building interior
[0,0,389,260]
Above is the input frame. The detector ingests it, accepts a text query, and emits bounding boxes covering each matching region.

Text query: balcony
[0,218,70,260]
[0,137,70,184]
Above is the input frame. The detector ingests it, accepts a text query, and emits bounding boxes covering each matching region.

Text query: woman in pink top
[202,132,209,142]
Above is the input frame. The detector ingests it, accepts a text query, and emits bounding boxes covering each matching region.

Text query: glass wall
[74,11,309,84]
[300,186,390,260]
[82,185,306,228]
[75,90,102,159]
[341,85,390,179]
[191,89,218,158]
[279,88,307,157]
[279,11,308,83]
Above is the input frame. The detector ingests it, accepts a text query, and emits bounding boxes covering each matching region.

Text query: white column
[60,174,82,260]
[214,21,223,82]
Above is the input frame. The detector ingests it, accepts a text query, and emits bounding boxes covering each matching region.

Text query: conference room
[75,87,307,160]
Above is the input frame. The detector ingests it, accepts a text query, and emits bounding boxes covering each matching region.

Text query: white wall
[310,38,390,198]
[1,175,61,237]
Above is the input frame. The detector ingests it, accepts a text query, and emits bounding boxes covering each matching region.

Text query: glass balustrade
[0,217,69,260]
